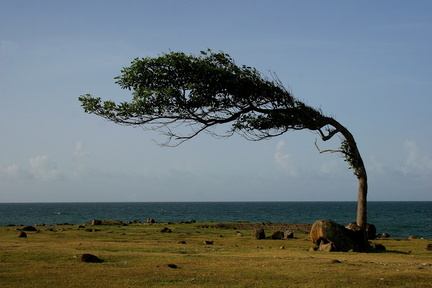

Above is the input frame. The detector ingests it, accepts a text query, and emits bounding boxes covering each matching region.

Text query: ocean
[0,201,430,239]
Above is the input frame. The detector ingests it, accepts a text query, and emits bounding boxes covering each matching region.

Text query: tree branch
[314,138,344,154]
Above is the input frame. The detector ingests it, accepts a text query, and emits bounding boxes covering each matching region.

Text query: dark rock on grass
[84,228,99,232]
[369,243,386,251]
[160,227,172,233]
[426,244,432,251]
[270,231,284,239]
[81,254,103,263]
[204,241,214,245]
[167,264,178,269]
[252,228,266,239]
[17,231,27,238]
[91,220,102,225]
[22,226,38,232]
[284,231,294,239]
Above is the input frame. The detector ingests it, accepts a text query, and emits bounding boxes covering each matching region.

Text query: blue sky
[1,1,431,202]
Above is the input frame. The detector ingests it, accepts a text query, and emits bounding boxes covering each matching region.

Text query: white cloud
[0,164,20,178]
[401,140,432,175]
[274,140,298,177]
[318,160,339,174]
[29,155,61,181]
[368,155,385,174]
[73,141,90,158]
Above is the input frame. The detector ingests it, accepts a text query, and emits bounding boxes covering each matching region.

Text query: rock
[252,228,266,239]
[309,247,318,252]
[319,241,335,252]
[330,259,342,264]
[408,235,415,239]
[17,231,27,238]
[381,233,390,238]
[284,231,294,239]
[310,220,367,252]
[146,218,156,223]
[91,220,102,225]
[367,224,377,240]
[370,243,386,250]
[177,240,186,244]
[22,226,38,232]
[237,232,244,237]
[426,244,432,251]
[81,254,103,263]
[167,264,178,269]
[204,241,214,245]
[270,231,284,239]
[345,222,377,240]
[160,227,172,233]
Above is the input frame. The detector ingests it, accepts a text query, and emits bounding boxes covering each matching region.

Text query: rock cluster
[310,220,367,252]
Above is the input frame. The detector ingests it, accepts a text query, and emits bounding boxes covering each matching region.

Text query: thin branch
[314,138,344,154]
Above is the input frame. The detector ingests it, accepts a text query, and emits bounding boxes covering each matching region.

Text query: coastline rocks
[310,220,366,252]
[146,218,156,223]
[17,231,27,238]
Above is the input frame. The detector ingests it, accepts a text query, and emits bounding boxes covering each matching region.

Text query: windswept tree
[79,50,368,233]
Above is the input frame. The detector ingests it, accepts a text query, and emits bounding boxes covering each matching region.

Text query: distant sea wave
[0,201,430,239]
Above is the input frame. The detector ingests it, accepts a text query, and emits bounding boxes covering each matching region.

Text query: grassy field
[0,222,431,287]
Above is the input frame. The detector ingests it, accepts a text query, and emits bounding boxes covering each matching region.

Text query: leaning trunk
[320,117,368,230]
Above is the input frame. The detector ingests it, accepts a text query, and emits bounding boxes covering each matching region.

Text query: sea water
[0,201,430,239]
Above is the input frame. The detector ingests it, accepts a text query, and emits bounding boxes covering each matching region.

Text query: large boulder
[310,220,367,252]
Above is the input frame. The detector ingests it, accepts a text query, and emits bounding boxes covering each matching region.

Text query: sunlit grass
[0,222,431,287]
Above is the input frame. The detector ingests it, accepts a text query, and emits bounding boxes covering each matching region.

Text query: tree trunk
[356,174,368,229]
[320,117,368,230]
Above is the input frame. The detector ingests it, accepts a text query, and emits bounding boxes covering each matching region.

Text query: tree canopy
[79,50,367,229]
